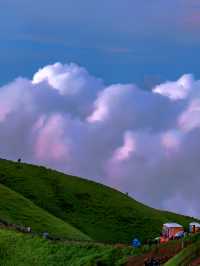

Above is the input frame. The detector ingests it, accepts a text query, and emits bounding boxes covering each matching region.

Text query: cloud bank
[1,62,200,217]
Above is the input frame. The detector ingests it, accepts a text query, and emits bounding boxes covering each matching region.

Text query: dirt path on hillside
[126,243,182,266]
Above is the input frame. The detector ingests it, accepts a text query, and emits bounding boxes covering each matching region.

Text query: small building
[162,223,184,239]
[189,222,200,233]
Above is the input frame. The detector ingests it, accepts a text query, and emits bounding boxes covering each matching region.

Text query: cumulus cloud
[153,74,194,100]
[112,131,136,162]
[32,62,103,97]
[34,114,69,162]
[1,62,200,217]
[179,99,200,132]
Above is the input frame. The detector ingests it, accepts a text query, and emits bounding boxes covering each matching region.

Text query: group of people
[144,257,160,266]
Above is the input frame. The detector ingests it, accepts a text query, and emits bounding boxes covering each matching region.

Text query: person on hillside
[27,227,32,233]
[17,158,22,169]
[144,257,160,266]
[43,232,49,239]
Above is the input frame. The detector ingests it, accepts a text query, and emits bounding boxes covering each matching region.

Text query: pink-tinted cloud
[112,131,136,162]
[1,62,200,218]
[179,99,200,132]
[161,130,181,153]
[34,114,69,161]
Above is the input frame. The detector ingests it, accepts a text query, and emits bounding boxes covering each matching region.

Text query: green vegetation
[165,241,200,266]
[0,158,198,243]
[0,228,136,266]
[0,183,89,240]
[165,234,200,266]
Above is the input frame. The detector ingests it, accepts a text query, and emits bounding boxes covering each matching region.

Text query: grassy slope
[164,244,197,266]
[165,242,200,266]
[0,228,136,266]
[0,183,89,240]
[0,158,197,243]
[165,234,200,266]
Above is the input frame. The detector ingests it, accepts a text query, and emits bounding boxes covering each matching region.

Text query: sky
[1,1,200,217]
[1,0,200,86]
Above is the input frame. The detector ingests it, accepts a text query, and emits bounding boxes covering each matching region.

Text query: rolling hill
[0,183,89,240]
[0,158,197,243]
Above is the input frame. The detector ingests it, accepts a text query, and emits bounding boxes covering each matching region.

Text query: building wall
[195,227,200,233]
[168,227,183,238]
[190,225,200,233]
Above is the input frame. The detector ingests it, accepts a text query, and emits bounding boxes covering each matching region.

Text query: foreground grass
[0,228,137,266]
[0,158,198,243]
[0,183,90,240]
[165,235,200,266]
[165,243,200,266]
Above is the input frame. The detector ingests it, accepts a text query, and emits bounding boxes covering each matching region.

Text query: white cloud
[179,99,200,132]
[153,74,193,100]
[33,114,70,161]
[1,62,200,217]
[33,62,103,96]
[112,131,136,162]
[87,84,135,123]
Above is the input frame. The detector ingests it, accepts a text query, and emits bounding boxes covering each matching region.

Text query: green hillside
[0,228,135,266]
[0,183,89,240]
[165,234,200,266]
[0,158,197,243]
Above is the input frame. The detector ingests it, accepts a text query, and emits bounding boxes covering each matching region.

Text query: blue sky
[1,0,200,87]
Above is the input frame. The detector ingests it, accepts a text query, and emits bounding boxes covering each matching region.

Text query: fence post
[181,239,184,249]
